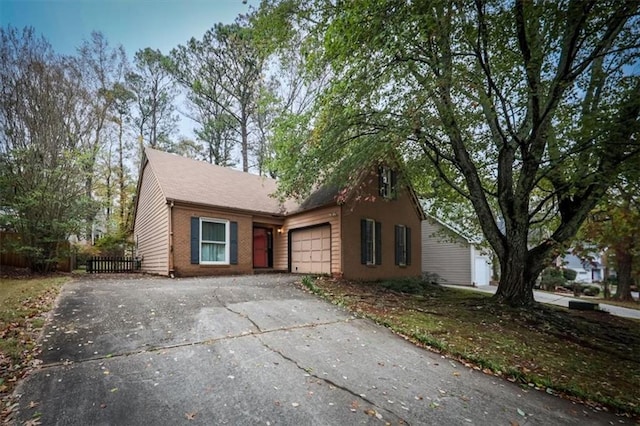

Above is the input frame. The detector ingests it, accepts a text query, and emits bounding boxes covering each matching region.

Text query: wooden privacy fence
[86,256,141,274]
[0,231,71,272]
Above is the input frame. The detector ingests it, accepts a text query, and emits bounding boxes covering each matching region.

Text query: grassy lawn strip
[596,298,640,310]
[300,276,640,417]
[0,276,69,401]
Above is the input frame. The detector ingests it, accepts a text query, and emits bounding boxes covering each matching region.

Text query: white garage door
[291,226,331,274]
[474,257,490,286]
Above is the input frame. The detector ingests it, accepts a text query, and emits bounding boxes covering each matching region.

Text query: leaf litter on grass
[300,277,640,416]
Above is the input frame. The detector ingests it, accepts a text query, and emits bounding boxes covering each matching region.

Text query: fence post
[85,256,141,273]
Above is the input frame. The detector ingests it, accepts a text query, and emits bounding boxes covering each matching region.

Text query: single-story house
[559,251,608,283]
[421,214,493,286]
[133,148,424,279]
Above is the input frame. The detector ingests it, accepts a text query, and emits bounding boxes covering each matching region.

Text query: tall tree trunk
[241,118,249,172]
[614,247,634,301]
[493,238,536,307]
[118,118,126,232]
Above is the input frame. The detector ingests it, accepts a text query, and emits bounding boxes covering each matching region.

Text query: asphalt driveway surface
[12,275,632,425]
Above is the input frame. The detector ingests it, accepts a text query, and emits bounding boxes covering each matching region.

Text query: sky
[0,0,259,141]
[0,0,257,56]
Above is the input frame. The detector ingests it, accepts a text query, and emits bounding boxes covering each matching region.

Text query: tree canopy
[0,27,97,270]
[258,0,640,306]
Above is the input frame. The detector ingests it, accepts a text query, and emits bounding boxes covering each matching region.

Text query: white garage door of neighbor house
[474,257,489,286]
[291,226,331,274]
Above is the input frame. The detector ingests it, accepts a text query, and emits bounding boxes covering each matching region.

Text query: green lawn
[0,276,69,397]
[300,276,640,417]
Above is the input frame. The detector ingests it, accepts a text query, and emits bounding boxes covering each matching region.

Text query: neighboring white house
[421,215,493,286]
[559,251,606,283]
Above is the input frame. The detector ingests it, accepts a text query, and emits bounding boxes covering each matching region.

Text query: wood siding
[421,218,472,285]
[340,176,422,281]
[134,165,169,275]
[275,206,341,275]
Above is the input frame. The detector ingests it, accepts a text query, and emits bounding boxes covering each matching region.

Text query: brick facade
[340,175,422,280]
[134,149,423,279]
[171,204,255,277]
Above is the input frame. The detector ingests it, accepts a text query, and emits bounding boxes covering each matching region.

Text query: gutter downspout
[168,200,175,278]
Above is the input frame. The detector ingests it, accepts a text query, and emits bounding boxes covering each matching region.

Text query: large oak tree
[259,0,640,306]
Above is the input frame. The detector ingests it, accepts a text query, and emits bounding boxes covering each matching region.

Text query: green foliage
[378,277,442,295]
[74,244,99,267]
[300,275,326,298]
[256,0,640,307]
[562,269,578,281]
[127,47,179,149]
[94,231,130,257]
[581,285,601,297]
[0,27,100,271]
[166,18,271,172]
[578,164,640,300]
[540,269,566,291]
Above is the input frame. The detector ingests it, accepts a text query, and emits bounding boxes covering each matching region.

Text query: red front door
[253,228,269,268]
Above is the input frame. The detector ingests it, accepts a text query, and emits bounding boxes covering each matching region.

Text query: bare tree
[0,27,97,270]
[75,32,128,239]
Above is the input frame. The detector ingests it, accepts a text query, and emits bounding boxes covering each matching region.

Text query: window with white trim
[200,218,229,264]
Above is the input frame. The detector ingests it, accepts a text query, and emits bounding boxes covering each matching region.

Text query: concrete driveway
[12,275,632,425]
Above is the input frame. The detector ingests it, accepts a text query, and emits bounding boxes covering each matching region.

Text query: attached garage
[290,226,331,274]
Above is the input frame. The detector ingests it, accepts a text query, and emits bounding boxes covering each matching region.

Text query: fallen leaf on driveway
[23,419,41,426]
[185,412,197,420]
[291,402,300,407]
[510,421,519,426]
[28,401,39,408]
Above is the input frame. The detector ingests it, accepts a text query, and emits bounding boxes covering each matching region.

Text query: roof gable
[144,148,298,215]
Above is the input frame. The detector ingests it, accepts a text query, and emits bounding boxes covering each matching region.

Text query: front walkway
[450,285,640,320]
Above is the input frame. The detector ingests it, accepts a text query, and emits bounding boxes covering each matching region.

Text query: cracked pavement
[12,274,632,425]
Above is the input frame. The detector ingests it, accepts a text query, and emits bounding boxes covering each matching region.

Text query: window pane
[399,226,406,264]
[201,242,226,262]
[202,221,226,242]
[365,220,374,263]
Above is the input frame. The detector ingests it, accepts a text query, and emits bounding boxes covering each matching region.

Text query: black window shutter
[394,225,401,266]
[190,217,200,264]
[230,221,238,265]
[406,227,411,265]
[375,221,382,265]
[360,219,367,264]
